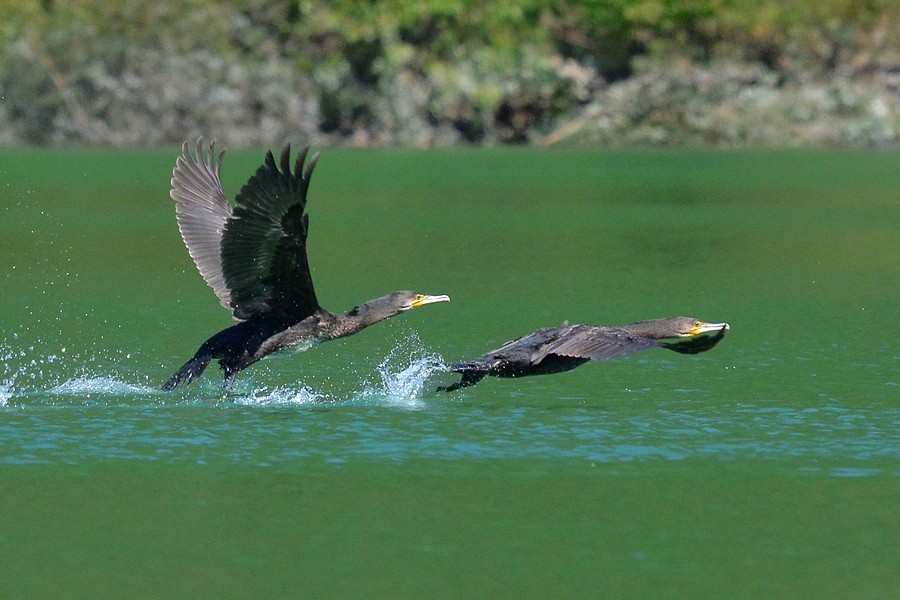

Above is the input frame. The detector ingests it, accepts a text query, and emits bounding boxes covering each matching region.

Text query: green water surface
[1,147,897,598]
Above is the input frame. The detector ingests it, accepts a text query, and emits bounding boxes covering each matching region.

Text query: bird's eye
[414,294,426,302]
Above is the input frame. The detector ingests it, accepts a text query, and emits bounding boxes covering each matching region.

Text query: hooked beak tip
[410,294,451,309]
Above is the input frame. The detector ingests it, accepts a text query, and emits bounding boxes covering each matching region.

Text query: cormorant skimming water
[163,139,449,389]
[439,317,728,391]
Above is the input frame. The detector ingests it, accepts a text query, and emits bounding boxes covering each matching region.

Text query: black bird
[439,317,729,391]
[163,139,449,389]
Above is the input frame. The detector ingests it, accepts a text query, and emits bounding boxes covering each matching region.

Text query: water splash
[229,334,449,408]
[1,341,25,406]
[0,330,451,408]
[356,333,448,408]
[1,334,149,401]
[48,376,157,397]
[378,355,446,402]
[233,385,325,406]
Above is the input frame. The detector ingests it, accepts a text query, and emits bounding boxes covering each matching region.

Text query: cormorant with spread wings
[439,317,728,391]
[163,139,449,389]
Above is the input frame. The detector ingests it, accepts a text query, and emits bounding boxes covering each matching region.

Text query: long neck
[323,299,401,340]
[618,319,671,339]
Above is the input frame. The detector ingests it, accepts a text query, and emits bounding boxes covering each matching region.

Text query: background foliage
[0,0,897,146]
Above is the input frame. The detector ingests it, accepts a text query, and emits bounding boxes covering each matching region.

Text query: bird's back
[449,326,577,375]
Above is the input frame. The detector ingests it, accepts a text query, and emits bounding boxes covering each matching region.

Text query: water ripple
[1,338,896,476]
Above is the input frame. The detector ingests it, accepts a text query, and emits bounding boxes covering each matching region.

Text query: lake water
[1,147,897,598]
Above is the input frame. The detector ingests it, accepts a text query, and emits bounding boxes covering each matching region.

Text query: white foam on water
[0,332,451,409]
[1,337,159,404]
[233,385,325,406]
[1,343,24,405]
[48,376,158,396]
[355,333,448,408]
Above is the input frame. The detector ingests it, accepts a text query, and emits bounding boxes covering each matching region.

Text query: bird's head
[624,316,729,339]
[396,291,451,311]
[345,290,450,323]
[673,317,730,338]
[647,317,730,354]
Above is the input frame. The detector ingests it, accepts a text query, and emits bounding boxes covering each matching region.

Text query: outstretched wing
[220,144,321,321]
[531,325,660,364]
[170,138,234,313]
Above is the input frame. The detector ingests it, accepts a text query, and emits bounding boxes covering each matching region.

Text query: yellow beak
[689,321,730,336]
[410,294,451,309]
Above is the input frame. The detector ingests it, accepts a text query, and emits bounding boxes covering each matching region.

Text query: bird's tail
[162,351,212,390]
[437,361,490,392]
[447,360,488,374]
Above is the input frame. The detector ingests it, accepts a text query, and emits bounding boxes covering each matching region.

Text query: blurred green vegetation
[0,0,896,146]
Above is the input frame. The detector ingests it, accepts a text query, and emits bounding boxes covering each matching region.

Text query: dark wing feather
[170,138,234,313]
[489,327,562,355]
[531,325,661,364]
[221,144,321,321]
